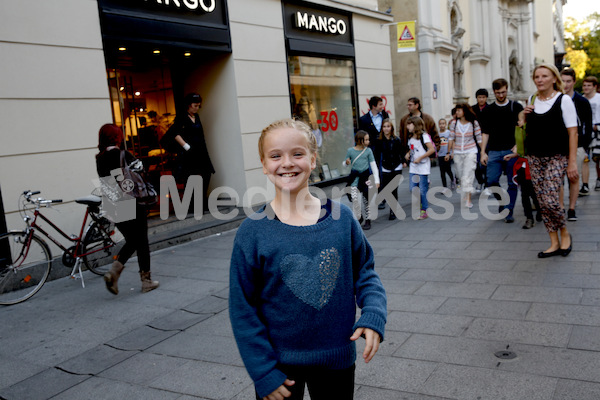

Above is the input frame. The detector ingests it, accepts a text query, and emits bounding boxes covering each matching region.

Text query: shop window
[288,55,357,182]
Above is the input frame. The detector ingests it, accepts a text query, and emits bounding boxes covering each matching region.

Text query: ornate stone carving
[509,49,523,92]
[452,27,471,97]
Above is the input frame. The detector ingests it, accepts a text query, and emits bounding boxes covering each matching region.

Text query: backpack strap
[419,133,437,157]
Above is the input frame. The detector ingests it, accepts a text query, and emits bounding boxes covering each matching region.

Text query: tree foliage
[565,50,589,79]
[564,13,600,86]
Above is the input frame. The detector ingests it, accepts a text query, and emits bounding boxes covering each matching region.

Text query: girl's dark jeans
[255,364,355,400]
[438,157,454,188]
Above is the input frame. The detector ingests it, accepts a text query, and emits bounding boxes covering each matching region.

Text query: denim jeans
[409,173,429,210]
[486,150,518,212]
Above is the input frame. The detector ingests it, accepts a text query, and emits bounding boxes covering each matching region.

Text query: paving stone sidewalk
[1,167,599,400]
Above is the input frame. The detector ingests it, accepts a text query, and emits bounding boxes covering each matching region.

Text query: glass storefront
[288,55,357,183]
[106,58,177,192]
[97,0,231,208]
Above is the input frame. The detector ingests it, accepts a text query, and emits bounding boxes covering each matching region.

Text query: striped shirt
[449,120,482,154]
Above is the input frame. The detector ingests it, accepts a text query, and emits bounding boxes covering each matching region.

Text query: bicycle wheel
[82,219,119,276]
[0,232,52,305]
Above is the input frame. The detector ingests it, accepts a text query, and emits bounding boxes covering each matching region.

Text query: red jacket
[512,157,531,184]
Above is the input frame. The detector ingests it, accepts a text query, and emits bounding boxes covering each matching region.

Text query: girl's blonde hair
[532,63,565,93]
[258,118,318,160]
[407,115,426,139]
[379,118,397,140]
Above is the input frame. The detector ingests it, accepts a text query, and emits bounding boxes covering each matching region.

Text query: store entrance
[104,45,229,216]
[106,60,176,189]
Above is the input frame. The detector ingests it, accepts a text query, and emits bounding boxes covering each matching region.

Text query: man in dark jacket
[472,88,490,121]
[472,88,490,191]
[359,97,389,210]
[358,96,389,160]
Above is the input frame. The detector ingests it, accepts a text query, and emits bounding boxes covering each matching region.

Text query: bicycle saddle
[75,195,102,206]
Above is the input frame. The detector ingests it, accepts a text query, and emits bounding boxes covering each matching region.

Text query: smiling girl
[229,119,387,400]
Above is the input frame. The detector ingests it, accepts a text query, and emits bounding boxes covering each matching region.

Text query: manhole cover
[495,351,517,360]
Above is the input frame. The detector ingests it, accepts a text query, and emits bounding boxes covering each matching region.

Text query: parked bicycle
[0,190,122,305]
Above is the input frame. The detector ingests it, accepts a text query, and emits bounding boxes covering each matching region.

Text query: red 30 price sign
[317,110,339,133]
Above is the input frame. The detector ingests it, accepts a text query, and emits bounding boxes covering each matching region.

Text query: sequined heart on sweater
[280,248,341,310]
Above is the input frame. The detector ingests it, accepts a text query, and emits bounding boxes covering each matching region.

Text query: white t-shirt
[408,133,432,175]
[586,93,600,125]
[528,92,577,128]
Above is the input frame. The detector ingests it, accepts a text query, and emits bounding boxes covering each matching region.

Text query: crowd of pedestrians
[350,69,600,258]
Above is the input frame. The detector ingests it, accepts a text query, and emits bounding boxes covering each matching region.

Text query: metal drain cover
[495,351,517,360]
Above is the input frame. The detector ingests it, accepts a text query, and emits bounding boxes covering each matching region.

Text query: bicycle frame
[25,205,115,286]
[27,208,88,256]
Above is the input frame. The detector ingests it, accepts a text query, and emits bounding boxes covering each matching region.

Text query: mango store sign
[294,11,347,35]
[145,0,216,12]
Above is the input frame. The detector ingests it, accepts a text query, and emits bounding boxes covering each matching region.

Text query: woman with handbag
[96,124,159,294]
[521,63,579,258]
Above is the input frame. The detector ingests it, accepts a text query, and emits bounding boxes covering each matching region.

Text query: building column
[489,0,504,81]
[417,0,447,118]
[468,0,491,96]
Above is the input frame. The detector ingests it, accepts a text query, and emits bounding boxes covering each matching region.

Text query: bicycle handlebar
[22,191,62,205]
[40,199,63,204]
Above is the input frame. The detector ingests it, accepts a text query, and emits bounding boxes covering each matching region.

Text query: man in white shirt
[583,76,600,191]
[359,96,389,154]
[561,68,592,221]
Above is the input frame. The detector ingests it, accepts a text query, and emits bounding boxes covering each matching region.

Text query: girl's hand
[415,156,422,164]
[350,327,381,363]
[444,155,450,161]
[345,158,351,165]
[405,153,410,161]
[264,380,295,400]
[376,183,380,189]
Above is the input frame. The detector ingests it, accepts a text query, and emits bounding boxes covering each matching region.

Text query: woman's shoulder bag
[118,150,158,206]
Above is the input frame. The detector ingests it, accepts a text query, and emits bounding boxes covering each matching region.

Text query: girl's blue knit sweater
[229,201,387,398]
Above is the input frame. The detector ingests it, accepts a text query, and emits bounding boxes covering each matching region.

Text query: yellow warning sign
[397,21,416,53]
